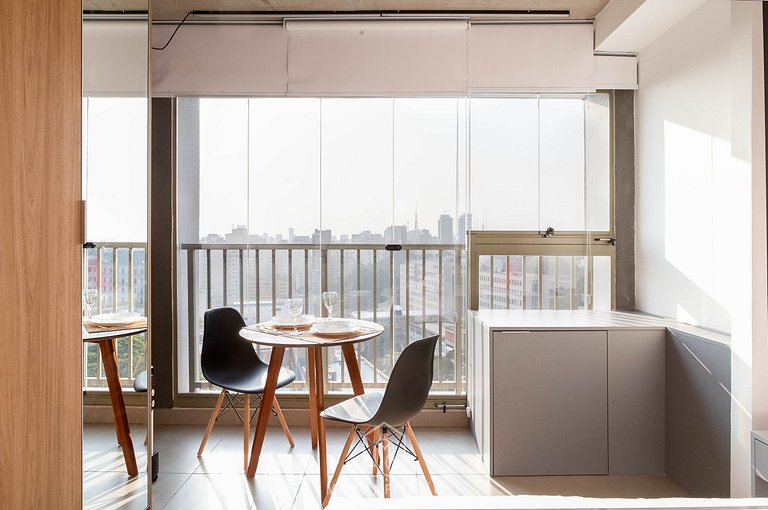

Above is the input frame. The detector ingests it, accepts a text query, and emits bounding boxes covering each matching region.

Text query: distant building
[351,230,384,244]
[407,228,434,244]
[312,229,332,244]
[438,214,453,244]
[384,225,407,244]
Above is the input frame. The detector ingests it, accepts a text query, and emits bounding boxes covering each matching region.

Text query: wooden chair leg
[243,394,250,472]
[405,422,437,496]
[382,427,391,498]
[365,426,379,477]
[273,397,295,447]
[198,389,226,457]
[322,425,357,508]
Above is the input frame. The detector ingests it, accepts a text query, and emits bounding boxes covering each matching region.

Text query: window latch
[594,237,616,246]
[384,244,403,251]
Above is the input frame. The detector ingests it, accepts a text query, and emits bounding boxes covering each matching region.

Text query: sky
[83,95,610,243]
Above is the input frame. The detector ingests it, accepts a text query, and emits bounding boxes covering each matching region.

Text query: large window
[175,94,611,397]
[469,94,613,311]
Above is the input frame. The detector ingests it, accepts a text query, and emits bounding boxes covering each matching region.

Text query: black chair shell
[321,335,438,427]
[201,307,296,394]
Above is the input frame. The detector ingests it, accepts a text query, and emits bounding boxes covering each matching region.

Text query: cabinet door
[608,330,665,474]
[492,330,608,475]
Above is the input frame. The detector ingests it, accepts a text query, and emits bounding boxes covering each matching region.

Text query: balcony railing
[82,242,147,390]
[178,243,467,395]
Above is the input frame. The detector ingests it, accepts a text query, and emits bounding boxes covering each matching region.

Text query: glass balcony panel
[470,97,539,231]
[539,98,586,231]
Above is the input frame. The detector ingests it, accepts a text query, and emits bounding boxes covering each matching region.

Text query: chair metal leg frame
[198,388,294,463]
[322,422,436,507]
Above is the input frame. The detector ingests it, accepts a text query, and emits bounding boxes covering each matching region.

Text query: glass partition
[81,7,151,510]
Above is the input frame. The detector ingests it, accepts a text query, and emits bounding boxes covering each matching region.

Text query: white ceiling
[84,0,610,21]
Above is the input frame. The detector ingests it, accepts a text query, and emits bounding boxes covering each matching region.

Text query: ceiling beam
[595,0,707,52]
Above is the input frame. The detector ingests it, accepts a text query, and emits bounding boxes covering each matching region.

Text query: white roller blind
[83,21,148,96]
[469,23,595,92]
[152,24,288,96]
[286,20,468,96]
[149,21,613,96]
[593,54,638,90]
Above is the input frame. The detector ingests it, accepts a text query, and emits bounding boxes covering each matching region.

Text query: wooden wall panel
[0,0,83,508]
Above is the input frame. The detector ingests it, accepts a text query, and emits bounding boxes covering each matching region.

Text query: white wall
[635,0,766,496]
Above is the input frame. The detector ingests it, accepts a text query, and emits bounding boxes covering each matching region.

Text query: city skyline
[198,211,474,245]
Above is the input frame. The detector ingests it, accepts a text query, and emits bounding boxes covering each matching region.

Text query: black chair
[197,307,296,471]
[320,335,439,506]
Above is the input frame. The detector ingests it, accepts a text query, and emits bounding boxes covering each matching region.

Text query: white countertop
[470,309,675,330]
[469,309,731,346]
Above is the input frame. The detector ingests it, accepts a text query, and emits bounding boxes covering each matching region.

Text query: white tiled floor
[83,424,688,510]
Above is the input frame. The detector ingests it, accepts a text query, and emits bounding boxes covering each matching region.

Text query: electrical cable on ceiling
[152,11,193,50]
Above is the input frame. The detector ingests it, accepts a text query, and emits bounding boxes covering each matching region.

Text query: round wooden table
[239,319,384,501]
[83,326,147,477]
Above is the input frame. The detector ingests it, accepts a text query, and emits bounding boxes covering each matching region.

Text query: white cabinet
[468,311,667,477]
[492,330,608,475]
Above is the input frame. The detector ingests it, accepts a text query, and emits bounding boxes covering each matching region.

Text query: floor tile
[149,473,190,509]
[153,424,225,474]
[162,473,302,510]
[416,474,510,497]
[83,470,149,510]
[292,474,419,510]
[411,427,488,475]
[83,423,149,473]
[82,423,690,510]
[197,426,312,475]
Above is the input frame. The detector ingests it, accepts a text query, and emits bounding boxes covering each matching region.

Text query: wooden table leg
[341,344,378,474]
[341,344,364,396]
[246,346,285,478]
[307,348,318,449]
[99,339,138,477]
[313,346,328,503]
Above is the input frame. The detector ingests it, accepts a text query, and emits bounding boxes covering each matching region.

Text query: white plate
[270,315,314,327]
[311,320,357,335]
[90,312,145,325]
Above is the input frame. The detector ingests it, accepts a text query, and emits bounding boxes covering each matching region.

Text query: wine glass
[285,298,304,334]
[84,289,98,319]
[322,291,338,320]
